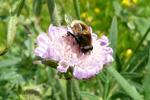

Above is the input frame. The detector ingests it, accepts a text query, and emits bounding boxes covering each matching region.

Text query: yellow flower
[99,33,104,38]
[92,21,96,26]
[0,46,3,51]
[94,8,100,13]
[132,0,138,3]
[87,16,93,22]
[28,0,32,3]
[122,0,132,6]
[126,49,133,57]
[81,12,87,18]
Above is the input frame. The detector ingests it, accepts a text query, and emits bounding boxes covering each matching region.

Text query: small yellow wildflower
[0,46,3,51]
[87,16,93,22]
[126,49,133,57]
[99,33,104,38]
[94,8,100,13]
[92,21,96,26]
[81,12,87,18]
[28,0,32,3]
[132,0,138,3]
[122,0,132,6]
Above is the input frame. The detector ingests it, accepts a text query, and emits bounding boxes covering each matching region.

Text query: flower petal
[57,60,69,73]
[34,32,50,59]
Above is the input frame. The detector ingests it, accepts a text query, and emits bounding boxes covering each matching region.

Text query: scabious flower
[34,24,114,79]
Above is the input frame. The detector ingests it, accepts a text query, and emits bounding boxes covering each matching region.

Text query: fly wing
[65,14,74,26]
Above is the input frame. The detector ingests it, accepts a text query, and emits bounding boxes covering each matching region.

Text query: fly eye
[78,24,82,31]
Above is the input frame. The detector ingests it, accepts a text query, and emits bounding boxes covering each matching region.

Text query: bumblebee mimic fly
[65,15,93,53]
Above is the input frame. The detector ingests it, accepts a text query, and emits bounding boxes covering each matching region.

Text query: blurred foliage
[0,0,150,100]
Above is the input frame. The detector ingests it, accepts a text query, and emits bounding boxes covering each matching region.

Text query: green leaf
[134,17,150,40]
[0,0,25,56]
[46,0,60,27]
[0,59,18,69]
[110,92,131,100]
[143,50,150,100]
[0,15,9,22]
[127,43,150,72]
[32,0,42,16]
[9,74,26,86]
[0,71,17,81]
[121,72,141,79]
[129,81,143,93]
[113,1,122,17]
[107,67,143,100]
[107,17,142,100]
[116,53,122,71]
[80,91,99,100]
[109,16,118,58]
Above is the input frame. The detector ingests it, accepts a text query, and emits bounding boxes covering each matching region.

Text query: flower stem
[46,0,61,27]
[73,0,81,20]
[66,79,72,100]
[72,79,82,100]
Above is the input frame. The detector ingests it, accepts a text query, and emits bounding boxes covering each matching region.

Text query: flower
[122,0,132,6]
[126,49,133,57]
[81,12,87,18]
[132,0,138,3]
[0,46,3,51]
[94,8,100,13]
[34,24,114,79]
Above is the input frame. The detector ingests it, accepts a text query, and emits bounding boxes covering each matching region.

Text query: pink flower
[34,24,114,79]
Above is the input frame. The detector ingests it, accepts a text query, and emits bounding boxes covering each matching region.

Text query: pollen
[126,49,133,57]
[94,8,100,13]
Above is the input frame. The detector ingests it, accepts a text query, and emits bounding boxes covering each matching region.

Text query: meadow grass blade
[108,16,118,58]
[73,0,81,20]
[127,43,150,72]
[107,17,143,100]
[0,0,25,56]
[116,53,122,72]
[143,50,150,100]
[80,91,99,100]
[124,26,150,70]
[107,67,143,100]
[32,0,42,16]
